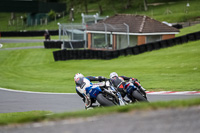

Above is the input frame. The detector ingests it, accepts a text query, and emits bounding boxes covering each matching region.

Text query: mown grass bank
[176,23,200,37]
[0,98,200,126]
[0,40,200,93]
[0,111,51,126]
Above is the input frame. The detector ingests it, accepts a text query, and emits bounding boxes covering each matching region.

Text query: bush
[48,10,56,21]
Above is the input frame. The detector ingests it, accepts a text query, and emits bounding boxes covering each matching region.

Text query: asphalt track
[0,39,45,50]
[0,88,200,113]
[0,39,44,43]
[0,88,199,133]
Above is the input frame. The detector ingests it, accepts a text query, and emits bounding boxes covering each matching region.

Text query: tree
[124,0,133,9]
[143,0,148,11]
[66,0,75,21]
[97,0,103,15]
[83,0,88,14]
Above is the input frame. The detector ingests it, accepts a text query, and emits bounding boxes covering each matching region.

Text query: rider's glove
[84,95,92,109]
[98,76,106,81]
[130,78,138,82]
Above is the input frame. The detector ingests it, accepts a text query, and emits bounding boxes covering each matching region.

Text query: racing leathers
[110,76,146,100]
[75,76,105,109]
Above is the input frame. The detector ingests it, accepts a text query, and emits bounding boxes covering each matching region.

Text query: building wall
[137,35,146,45]
[137,34,175,45]
[162,34,175,40]
[87,33,176,49]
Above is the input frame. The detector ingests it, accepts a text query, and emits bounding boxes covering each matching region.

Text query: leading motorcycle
[85,79,127,108]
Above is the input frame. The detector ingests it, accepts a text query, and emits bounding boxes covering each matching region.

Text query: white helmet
[110,72,118,79]
[74,73,84,81]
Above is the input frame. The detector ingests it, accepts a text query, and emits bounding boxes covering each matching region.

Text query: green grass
[176,23,200,37]
[0,40,200,93]
[1,98,200,126]
[0,0,200,31]
[0,111,51,125]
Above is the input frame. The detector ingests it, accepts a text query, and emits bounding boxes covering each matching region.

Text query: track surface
[0,89,199,133]
[0,39,44,43]
[0,89,199,113]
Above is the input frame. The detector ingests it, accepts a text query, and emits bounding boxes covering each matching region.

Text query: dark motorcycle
[124,80,148,102]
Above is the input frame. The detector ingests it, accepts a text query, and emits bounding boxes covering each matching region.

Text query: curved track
[0,88,199,113]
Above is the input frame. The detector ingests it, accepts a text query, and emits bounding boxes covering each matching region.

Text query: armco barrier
[194,31,200,40]
[120,48,127,56]
[166,38,175,47]
[187,33,196,41]
[145,42,154,51]
[159,40,168,48]
[180,35,188,44]
[125,47,134,55]
[53,50,62,61]
[44,41,62,48]
[174,36,182,45]
[131,46,140,55]
[44,40,86,49]
[63,41,86,49]
[152,42,161,50]
[53,31,200,61]
[138,44,148,53]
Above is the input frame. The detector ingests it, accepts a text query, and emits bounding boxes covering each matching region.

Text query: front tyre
[132,90,148,102]
[96,93,116,106]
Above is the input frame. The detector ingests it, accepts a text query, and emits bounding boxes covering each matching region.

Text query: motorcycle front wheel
[96,93,116,106]
[132,90,148,102]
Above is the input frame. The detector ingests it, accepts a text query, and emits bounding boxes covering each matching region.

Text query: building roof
[87,14,179,34]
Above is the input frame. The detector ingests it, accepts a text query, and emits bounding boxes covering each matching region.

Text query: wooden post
[113,34,117,50]
[88,33,92,49]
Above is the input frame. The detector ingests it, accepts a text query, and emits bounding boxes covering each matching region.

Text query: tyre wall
[53,31,200,61]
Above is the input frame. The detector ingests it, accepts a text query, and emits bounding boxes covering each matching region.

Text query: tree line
[65,0,149,15]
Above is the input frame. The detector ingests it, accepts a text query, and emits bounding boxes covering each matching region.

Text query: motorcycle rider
[109,72,146,101]
[74,73,106,109]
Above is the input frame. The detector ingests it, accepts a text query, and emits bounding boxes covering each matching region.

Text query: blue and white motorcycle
[93,79,127,106]
[79,78,127,108]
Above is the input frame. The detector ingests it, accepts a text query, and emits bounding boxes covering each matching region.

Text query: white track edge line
[0,87,200,95]
[0,87,76,95]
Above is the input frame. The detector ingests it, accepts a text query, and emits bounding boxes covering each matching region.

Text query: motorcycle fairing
[87,85,102,99]
[125,83,137,94]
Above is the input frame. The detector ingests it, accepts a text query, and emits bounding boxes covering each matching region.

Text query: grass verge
[1,98,200,126]
[176,23,200,37]
[0,111,51,126]
[0,40,200,92]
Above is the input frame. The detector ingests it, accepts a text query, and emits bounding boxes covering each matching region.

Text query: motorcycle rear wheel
[96,93,116,106]
[132,90,148,102]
